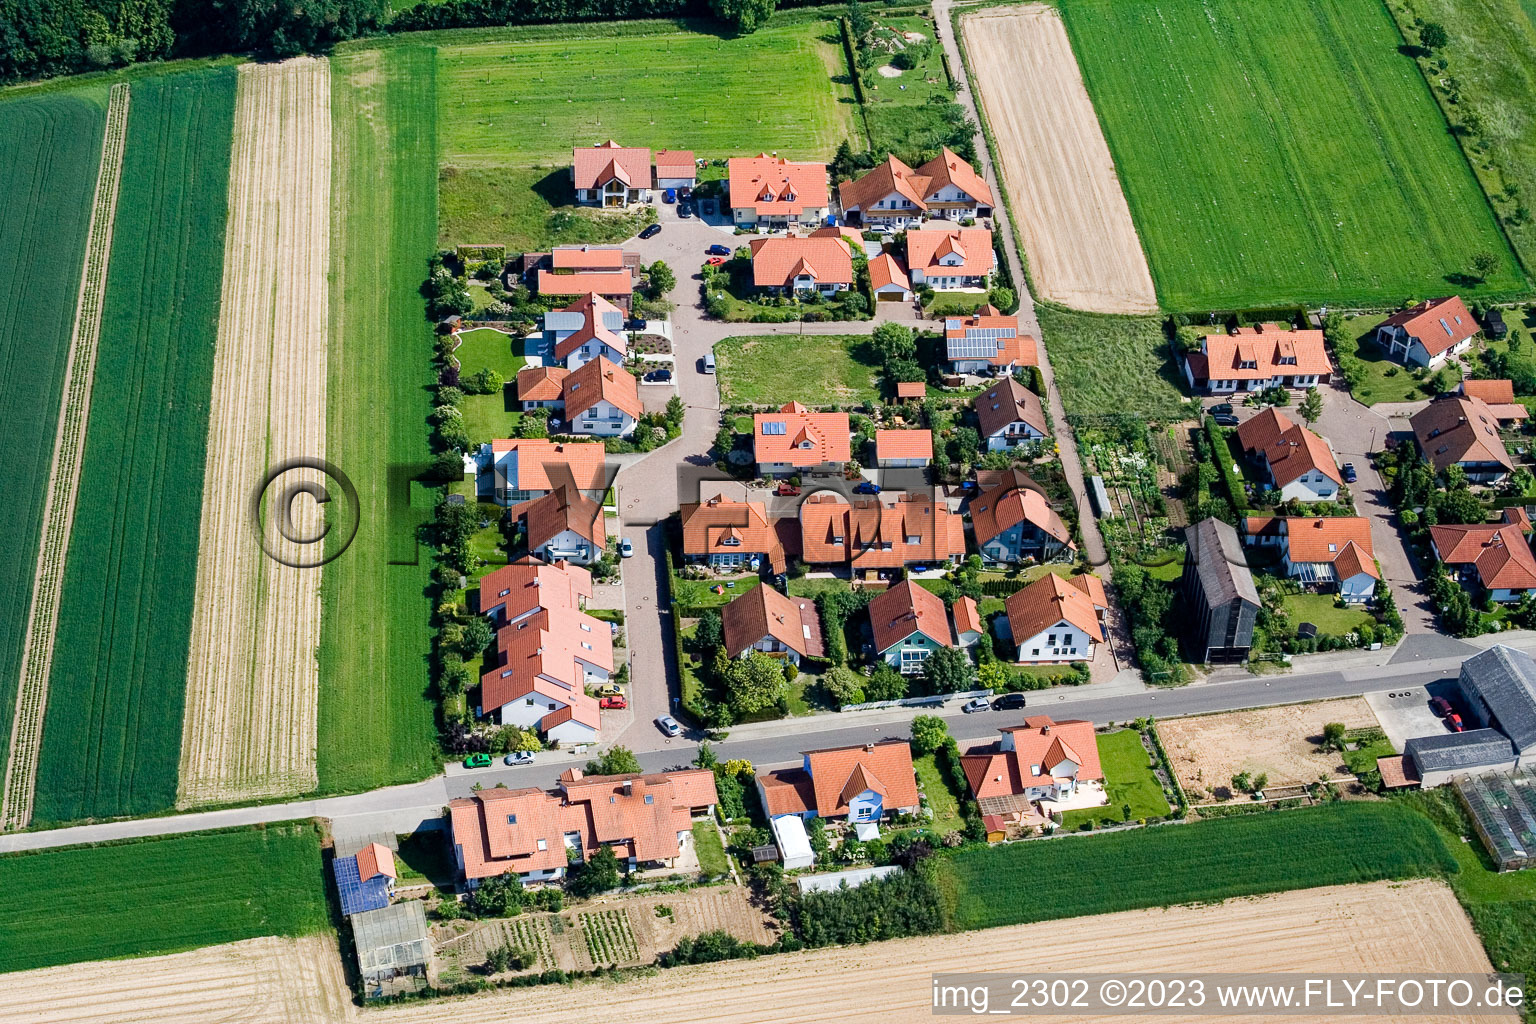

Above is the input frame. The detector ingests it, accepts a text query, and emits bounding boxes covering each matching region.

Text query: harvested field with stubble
[178,57,332,808]
[1159,698,1380,803]
[6,881,1499,1024]
[962,5,1156,314]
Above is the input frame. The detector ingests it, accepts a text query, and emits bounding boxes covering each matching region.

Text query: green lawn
[0,89,105,762]
[672,573,761,608]
[1341,728,1396,777]
[937,801,1455,931]
[454,328,526,444]
[395,830,457,888]
[35,69,236,823]
[434,16,859,248]
[924,292,991,317]
[0,823,329,973]
[716,334,882,406]
[1380,0,1536,280]
[1058,0,1526,309]
[1060,729,1171,828]
[1037,304,1188,423]
[787,577,856,599]
[860,14,963,158]
[692,821,729,876]
[1282,592,1375,637]
[1338,313,1428,405]
[914,753,965,835]
[318,47,442,795]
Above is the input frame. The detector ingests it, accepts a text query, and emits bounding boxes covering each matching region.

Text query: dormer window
[722,535,741,546]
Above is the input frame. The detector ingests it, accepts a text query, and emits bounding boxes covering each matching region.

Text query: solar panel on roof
[333,855,391,916]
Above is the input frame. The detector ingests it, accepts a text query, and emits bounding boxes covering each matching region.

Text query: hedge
[1204,416,1248,512]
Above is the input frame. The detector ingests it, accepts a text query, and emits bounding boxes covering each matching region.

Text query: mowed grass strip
[0,91,105,759]
[0,822,328,974]
[1037,304,1188,423]
[1058,0,1524,309]
[33,68,235,823]
[319,46,441,794]
[715,334,881,406]
[1059,728,1171,828]
[435,20,857,169]
[937,802,1455,931]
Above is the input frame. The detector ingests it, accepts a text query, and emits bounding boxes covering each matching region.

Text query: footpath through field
[1,84,130,832]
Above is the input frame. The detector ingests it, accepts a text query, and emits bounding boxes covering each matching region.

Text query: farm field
[1036,304,1188,423]
[433,16,858,248]
[318,46,441,795]
[715,334,881,406]
[1158,698,1381,804]
[0,822,328,974]
[0,91,106,795]
[937,801,1452,931]
[961,5,1156,313]
[176,58,331,809]
[32,68,236,824]
[1057,0,1525,310]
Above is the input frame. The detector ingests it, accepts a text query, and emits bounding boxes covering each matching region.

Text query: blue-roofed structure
[333,854,392,916]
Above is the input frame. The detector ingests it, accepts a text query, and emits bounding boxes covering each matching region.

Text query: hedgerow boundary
[0,82,130,832]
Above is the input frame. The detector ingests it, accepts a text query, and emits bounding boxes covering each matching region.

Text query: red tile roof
[654,149,696,178]
[974,376,1048,439]
[562,357,642,421]
[1380,296,1478,357]
[874,428,932,463]
[961,717,1103,803]
[918,147,994,208]
[721,585,825,659]
[953,595,983,636]
[1412,394,1516,474]
[907,226,994,277]
[758,768,817,817]
[1430,523,1536,590]
[837,154,929,214]
[551,246,628,271]
[1004,573,1104,645]
[516,365,569,402]
[1461,379,1516,404]
[552,292,629,362]
[869,252,911,293]
[748,236,854,289]
[521,485,605,550]
[798,493,965,569]
[1279,516,1379,578]
[969,470,1072,548]
[537,270,633,298]
[868,579,952,653]
[562,769,716,862]
[488,439,608,493]
[1199,323,1332,381]
[572,140,651,191]
[478,556,592,621]
[803,740,919,816]
[896,381,927,399]
[945,305,1038,368]
[356,842,396,881]
[753,402,852,467]
[728,155,828,217]
[1235,407,1340,487]
[679,496,786,573]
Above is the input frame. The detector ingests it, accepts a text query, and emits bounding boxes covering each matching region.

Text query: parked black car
[624,318,646,331]
[643,369,672,383]
[639,223,662,239]
[1214,413,1240,427]
[992,693,1028,711]
[1208,403,1233,415]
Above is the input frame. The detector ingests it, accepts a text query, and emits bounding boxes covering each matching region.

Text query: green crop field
[0,92,106,762]
[0,822,329,973]
[432,16,859,248]
[319,47,442,795]
[937,802,1455,931]
[1058,0,1525,309]
[32,69,235,824]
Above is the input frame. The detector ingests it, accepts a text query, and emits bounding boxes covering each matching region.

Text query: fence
[841,688,990,713]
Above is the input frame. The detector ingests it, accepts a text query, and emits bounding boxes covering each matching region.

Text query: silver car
[655,714,682,737]
[503,750,535,766]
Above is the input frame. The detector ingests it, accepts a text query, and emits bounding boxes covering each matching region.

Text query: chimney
[865,742,875,752]
[1042,723,1051,734]
[622,779,633,794]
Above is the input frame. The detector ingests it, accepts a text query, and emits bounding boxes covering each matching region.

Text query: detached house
[721,585,825,666]
[477,439,607,506]
[528,245,636,310]
[748,236,853,296]
[837,148,994,228]
[905,226,994,290]
[868,579,954,673]
[753,401,851,477]
[561,358,641,438]
[539,292,629,370]
[1460,379,1529,427]
[960,716,1105,830]
[798,493,965,575]
[728,154,829,230]
[974,376,1049,452]
[1244,515,1379,604]
[679,496,787,573]
[572,141,652,207]
[757,740,920,825]
[1184,323,1332,394]
[1430,509,1536,603]
[1182,518,1260,664]
[1234,408,1342,502]
[448,767,717,887]
[1411,393,1515,484]
[1004,572,1106,664]
[520,485,605,567]
[946,305,1038,375]
[1375,296,1479,369]
[969,468,1073,565]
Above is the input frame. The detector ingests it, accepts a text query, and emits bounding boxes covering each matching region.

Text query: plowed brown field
[6,880,1504,1024]
[963,5,1157,313]
[178,57,331,807]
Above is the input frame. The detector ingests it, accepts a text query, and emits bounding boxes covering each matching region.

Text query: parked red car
[1446,712,1465,733]
[776,482,801,496]
[1430,696,1453,717]
[600,695,628,710]
[706,256,727,266]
